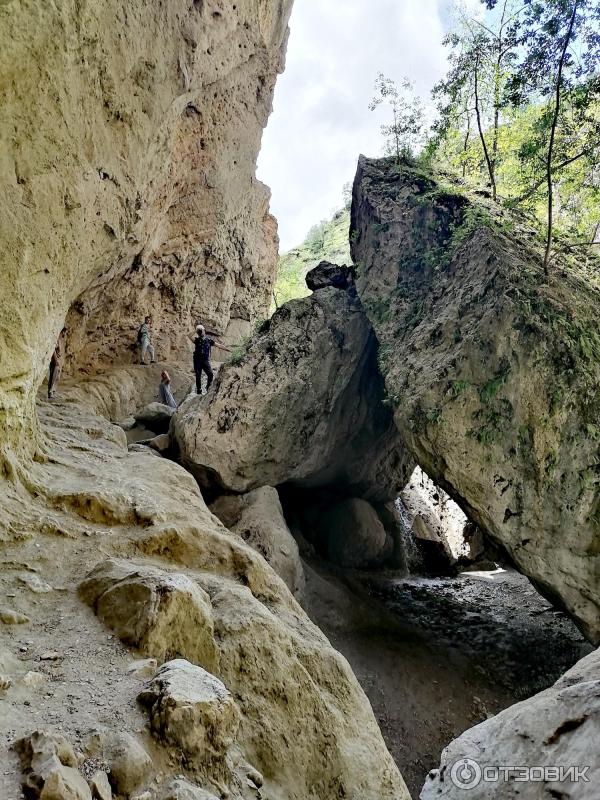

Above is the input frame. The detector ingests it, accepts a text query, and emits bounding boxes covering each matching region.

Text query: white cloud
[257,0,452,250]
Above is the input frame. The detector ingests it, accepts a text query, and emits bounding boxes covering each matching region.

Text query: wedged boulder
[422,647,600,799]
[352,156,600,641]
[210,487,304,597]
[138,660,240,770]
[173,287,413,502]
[79,559,219,672]
[134,403,176,435]
[305,261,355,291]
[13,730,91,800]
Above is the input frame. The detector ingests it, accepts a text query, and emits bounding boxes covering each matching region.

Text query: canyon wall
[0,0,291,458]
[351,157,600,642]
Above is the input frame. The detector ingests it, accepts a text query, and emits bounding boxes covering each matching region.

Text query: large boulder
[134,402,176,434]
[352,156,600,641]
[138,660,240,770]
[78,559,220,673]
[422,647,600,799]
[173,287,413,502]
[305,261,355,291]
[301,495,390,568]
[210,487,304,597]
[84,728,152,797]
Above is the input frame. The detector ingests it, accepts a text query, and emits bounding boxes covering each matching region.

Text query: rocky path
[303,563,592,799]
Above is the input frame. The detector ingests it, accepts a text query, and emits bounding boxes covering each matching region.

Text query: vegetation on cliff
[369,1,599,274]
[274,207,351,305]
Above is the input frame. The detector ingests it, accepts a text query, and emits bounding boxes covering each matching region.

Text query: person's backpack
[136,325,144,345]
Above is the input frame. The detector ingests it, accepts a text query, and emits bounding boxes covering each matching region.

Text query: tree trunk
[474,54,497,200]
[462,112,471,178]
[543,0,579,274]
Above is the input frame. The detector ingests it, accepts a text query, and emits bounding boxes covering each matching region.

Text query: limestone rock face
[79,559,220,673]
[421,646,600,799]
[0,0,292,457]
[173,287,413,501]
[0,378,409,799]
[138,660,240,768]
[210,487,304,597]
[352,156,600,641]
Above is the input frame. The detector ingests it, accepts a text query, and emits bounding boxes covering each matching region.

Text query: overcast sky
[257,0,465,250]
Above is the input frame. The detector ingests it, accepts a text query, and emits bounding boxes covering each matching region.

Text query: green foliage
[479,365,510,403]
[370,73,425,161]
[228,339,249,366]
[274,208,352,306]
[431,0,600,260]
[448,379,470,398]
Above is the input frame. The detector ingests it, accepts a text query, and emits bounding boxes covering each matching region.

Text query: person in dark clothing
[48,327,67,399]
[189,324,230,395]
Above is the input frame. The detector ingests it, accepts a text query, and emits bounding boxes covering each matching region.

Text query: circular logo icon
[450,758,483,790]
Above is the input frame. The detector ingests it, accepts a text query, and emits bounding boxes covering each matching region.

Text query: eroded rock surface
[14,730,91,800]
[138,660,240,770]
[173,286,413,501]
[0,0,292,457]
[422,646,600,799]
[352,156,600,641]
[0,374,409,800]
[79,559,220,673]
[210,486,304,597]
[84,728,152,797]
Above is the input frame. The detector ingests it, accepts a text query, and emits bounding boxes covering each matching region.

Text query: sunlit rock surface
[0,0,292,457]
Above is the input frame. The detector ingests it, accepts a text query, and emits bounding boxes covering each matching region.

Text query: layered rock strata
[0,374,409,800]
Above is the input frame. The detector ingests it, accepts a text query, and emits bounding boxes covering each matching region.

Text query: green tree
[369,73,424,162]
[433,0,523,200]
[500,0,600,270]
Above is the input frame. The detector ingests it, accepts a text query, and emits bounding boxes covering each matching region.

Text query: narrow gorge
[1,3,599,800]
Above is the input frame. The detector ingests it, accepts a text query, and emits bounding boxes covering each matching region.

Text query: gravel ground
[304,563,592,799]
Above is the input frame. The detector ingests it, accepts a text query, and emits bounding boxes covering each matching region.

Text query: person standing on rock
[48,327,66,399]
[158,370,178,409]
[190,324,230,395]
[138,316,155,365]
